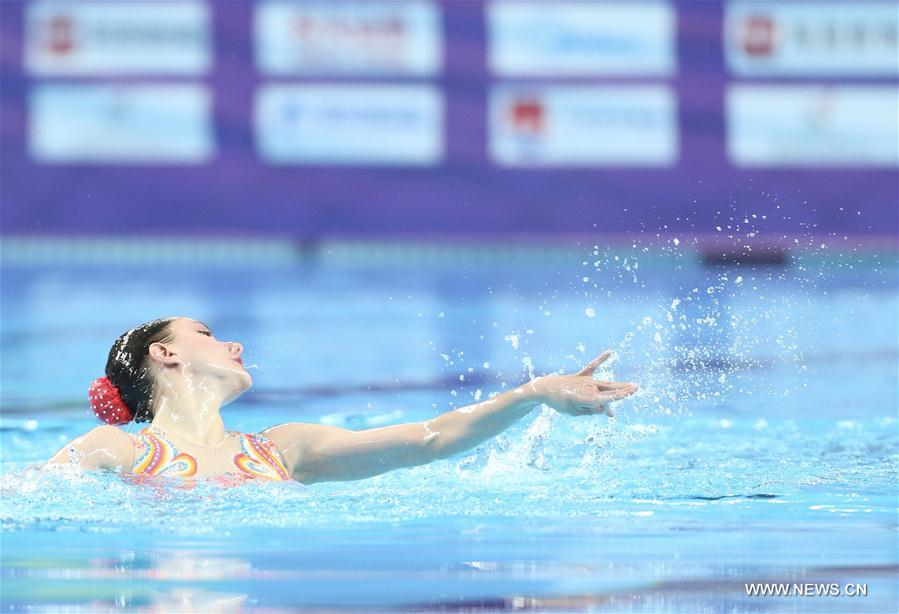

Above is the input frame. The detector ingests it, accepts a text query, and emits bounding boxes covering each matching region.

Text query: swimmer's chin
[224,374,253,405]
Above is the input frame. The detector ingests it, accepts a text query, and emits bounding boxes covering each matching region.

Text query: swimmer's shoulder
[90,424,137,450]
[257,422,325,479]
[48,424,136,471]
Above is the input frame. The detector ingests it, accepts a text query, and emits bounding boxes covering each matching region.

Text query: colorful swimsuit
[131,426,290,481]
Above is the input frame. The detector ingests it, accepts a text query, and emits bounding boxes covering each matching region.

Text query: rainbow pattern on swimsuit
[234,433,291,481]
[132,428,198,478]
[131,427,289,481]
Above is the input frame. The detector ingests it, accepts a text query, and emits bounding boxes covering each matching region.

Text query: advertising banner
[29,84,213,163]
[490,86,678,166]
[25,1,210,76]
[487,1,676,76]
[256,1,442,76]
[725,2,899,77]
[727,85,899,167]
[256,85,443,165]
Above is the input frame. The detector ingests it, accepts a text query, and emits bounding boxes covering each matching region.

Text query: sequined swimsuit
[131,426,290,481]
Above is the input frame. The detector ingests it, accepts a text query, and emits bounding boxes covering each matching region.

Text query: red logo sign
[741,15,776,57]
[509,99,545,135]
[46,15,76,55]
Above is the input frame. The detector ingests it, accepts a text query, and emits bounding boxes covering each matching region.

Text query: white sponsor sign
[489,86,678,166]
[25,1,211,75]
[725,2,899,76]
[256,85,443,164]
[30,84,214,163]
[487,2,676,76]
[727,85,899,167]
[255,1,442,75]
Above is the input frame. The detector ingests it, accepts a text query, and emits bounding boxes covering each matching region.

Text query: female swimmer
[49,317,638,483]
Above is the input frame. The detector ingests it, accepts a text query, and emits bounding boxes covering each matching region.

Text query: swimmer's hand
[528,351,638,417]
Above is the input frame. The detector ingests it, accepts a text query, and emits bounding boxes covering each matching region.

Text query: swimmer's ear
[148,342,179,366]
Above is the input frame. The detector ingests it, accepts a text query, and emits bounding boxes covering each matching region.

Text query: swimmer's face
[152,317,252,403]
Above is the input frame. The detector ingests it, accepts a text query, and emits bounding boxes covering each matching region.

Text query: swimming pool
[1,242,896,612]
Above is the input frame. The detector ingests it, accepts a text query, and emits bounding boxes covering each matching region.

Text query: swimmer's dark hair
[105,318,176,423]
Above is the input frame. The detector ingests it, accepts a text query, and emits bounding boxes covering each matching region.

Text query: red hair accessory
[89,376,133,425]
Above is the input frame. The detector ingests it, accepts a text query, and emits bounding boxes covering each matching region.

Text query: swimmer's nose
[227,341,243,358]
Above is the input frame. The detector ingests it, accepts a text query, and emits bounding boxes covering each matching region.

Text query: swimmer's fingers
[571,383,635,412]
[577,350,613,377]
[594,380,632,391]
[599,383,639,402]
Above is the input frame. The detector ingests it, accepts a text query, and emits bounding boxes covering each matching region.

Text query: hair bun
[89,376,133,425]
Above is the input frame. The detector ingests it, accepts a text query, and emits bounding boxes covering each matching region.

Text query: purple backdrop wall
[1,0,896,240]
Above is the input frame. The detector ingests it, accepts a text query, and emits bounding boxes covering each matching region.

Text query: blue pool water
[1,243,897,612]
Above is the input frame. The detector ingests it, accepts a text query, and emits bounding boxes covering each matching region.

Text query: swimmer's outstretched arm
[47,425,135,471]
[263,351,637,484]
